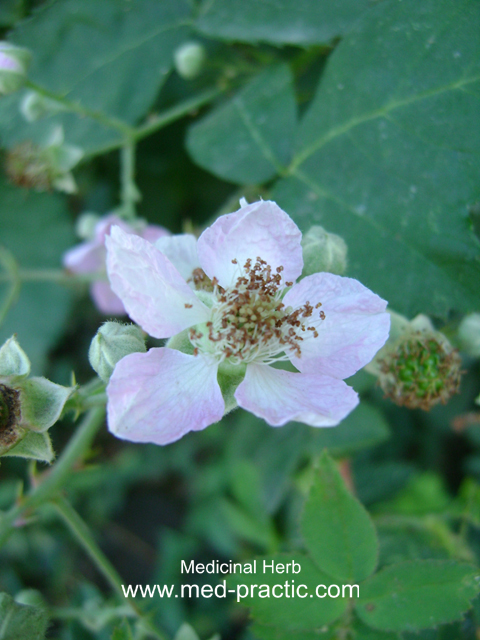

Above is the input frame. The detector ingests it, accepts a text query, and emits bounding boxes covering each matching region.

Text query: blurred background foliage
[1,0,480,639]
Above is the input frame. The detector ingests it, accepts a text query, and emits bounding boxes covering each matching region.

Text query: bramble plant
[1,1,480,640]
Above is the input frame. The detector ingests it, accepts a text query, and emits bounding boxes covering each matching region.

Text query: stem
[0,269,103,285]
[50,497,168,640]
[0,407,105,548]
[26,80,134,137]
[119,138,139,220]
[133,87,223,142]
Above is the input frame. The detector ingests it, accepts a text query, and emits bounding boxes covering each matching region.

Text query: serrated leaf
[273,0,480,317]
[11,0,191,124]
[187,64,296,184]
[302,451,378,583]
[196,0,371,45]
[0,591,49,640]
[0,178,74,374]
[228,553,347,632]
[355,560,480,632]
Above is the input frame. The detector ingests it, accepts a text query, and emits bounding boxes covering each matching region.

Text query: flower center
[188,257,325,365]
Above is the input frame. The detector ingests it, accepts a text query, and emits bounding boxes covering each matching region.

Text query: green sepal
[20,377,74,432]
[0,335,30,378]
[166,330,195,355]
[217,361,246,414]
[2,430,54,463]
[0,591,49,640]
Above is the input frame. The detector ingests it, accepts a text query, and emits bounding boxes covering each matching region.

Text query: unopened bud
[301,225,348,277]
[0,41,30,94]
[377,325,462,411]
[89,322,146,383]
[174,42,206,80]
[20,90,66,122]
[75,212,101,240]
[458,313,480,358]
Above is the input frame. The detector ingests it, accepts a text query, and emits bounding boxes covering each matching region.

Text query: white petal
[235,364,359,427]
[107,348,224,445]
[197,200,303,288]
[106,226,209,338]
[283,272,390,379]
[155,234,200,282]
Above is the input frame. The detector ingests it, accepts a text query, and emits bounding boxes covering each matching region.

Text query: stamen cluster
[189,257,325,365]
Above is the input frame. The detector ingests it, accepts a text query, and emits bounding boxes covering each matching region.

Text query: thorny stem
[0,407,105,548]
[49,497,168,640]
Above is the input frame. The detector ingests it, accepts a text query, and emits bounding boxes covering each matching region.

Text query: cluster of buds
[0,336,73,462]
[0,41,30,95]
[5,126,83,193]
[374,315,462,411]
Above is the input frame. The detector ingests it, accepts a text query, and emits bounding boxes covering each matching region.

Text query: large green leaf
[0,592,49,640]
[0,178,74,374]
[355,560,480,632]
[11,0,191,123]
[196,0,372,45]
[228,553,347,631]
[273,0,480,317]
[187,64,296,184]
[302,451,378,583]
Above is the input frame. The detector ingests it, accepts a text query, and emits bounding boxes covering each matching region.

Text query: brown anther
[184,303,193,309]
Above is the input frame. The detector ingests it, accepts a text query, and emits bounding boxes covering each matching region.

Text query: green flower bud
[174,42,206,80]
[301,225,348,277]
[5,126,83,193]
[20,90,66,122]
[0,41,30,95]
[89,322,146,383]
[377,320,462,411]
[75,212,101,240]
[0,336,73,460]
[458,313,480,358]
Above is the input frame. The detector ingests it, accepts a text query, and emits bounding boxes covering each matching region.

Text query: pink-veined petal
[155,234,200,282]
[63,242,104,273]
[197,200,303,288]
[283,272,390,379]
[235,363,359,427]
[107,348,224,445]
[90,281,126,315]
[106,226,209,338]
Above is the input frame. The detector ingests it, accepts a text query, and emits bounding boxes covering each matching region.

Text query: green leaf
[310,402,390,458]
[0,177,74,374]
[187,64,296,184]
[273,0,480,317]
[11,0,192,124]
[196,0,371,45]
[0,591,49,640]
[2,430,54,464]
[302,451,378,583]
[174,623,200,640]
[228,553,347,632]
[111,620,134,640]
[250,623,332,640]
[355,560,480,632]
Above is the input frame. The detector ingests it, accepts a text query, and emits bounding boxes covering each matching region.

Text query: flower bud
[0,336,73,461]
[20,90,66,122]
[89,322,146,383]
[0,41,30,95]
[75,212,101,240]
[458,313,480,358]
[301,225,348,277]
[174,42,206,80]
[377,324,462,411]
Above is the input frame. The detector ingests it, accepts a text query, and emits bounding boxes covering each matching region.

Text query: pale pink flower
[63,214,169,314]
[105,200,390,445]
